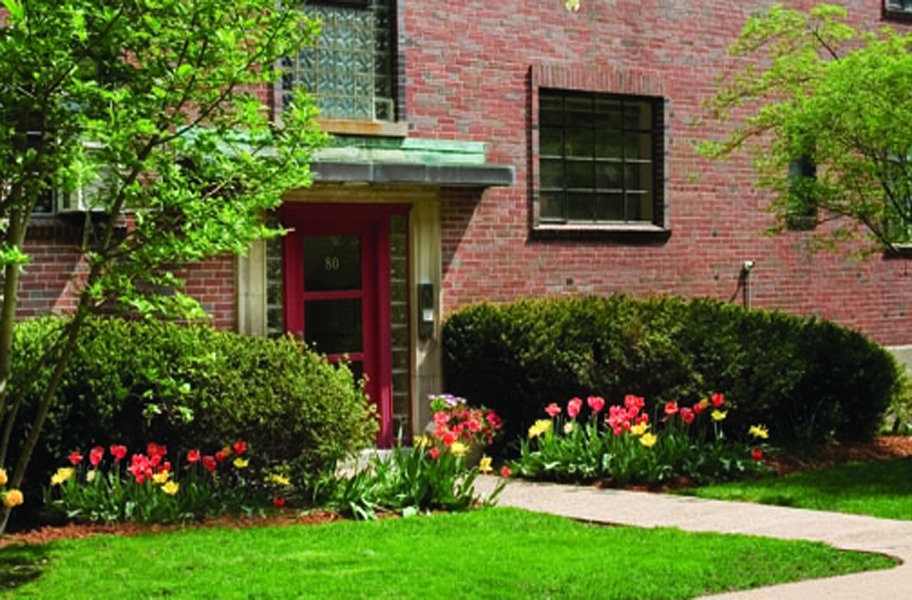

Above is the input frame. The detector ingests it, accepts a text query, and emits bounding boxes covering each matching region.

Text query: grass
[1,508,895,599]
[684,457,912,520]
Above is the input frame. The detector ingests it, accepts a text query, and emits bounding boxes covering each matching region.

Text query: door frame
[280,202,409,447]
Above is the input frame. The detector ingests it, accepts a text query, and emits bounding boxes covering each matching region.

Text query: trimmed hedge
[8,317,377,497]
[443,296,903,449]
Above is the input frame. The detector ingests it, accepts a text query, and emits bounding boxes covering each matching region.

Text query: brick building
[17,0,912,444]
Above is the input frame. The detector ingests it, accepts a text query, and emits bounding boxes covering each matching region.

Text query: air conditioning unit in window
[56,142,115,214]
[56,177,110,213]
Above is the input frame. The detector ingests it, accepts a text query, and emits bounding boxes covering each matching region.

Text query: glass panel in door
[302,234,365,378]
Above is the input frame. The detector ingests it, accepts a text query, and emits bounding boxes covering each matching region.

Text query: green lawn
[685,457,912,519]
[1,508,894,599]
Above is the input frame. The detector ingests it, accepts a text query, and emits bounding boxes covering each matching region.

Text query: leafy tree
[699,4,912,253]
[0,0,324,534]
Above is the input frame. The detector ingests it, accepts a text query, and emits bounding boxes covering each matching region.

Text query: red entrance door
[282,204,403,447]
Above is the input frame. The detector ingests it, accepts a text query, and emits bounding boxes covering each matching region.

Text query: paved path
[473,476,912,599]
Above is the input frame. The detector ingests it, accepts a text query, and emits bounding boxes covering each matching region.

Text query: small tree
[699,4,912,253]
[0,0,324,533]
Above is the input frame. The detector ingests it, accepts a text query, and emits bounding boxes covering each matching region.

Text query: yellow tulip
[50,467,74,486]
[639,433,657,448]
[268,473,291,487]
[479,456,493,474]
[629,423,650,436]
[3,489,24,507]
[162,481,180,495]
[749,424,769,439]
[528,419,553,439]
[711,410,728,422]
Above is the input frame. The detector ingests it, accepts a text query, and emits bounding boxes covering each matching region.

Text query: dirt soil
[0,509,347,548]
[4,437,912,547]
[762,435,912,476]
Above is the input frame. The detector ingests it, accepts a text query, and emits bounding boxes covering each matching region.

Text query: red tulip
[68,450,83,465]
[567,398,583,418]
[187,449,201,463]
[89,446,105,467]
[233,441,247,455]
[545,403,561,418]
[110,445,128,461]
[587,396,605,413]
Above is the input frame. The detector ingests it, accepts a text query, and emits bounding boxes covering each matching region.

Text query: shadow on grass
[685,457,912,518]
[0,543,51,592]
[761,459,912,497]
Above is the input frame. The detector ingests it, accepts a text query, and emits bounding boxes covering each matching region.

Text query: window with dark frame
[538,89,663,226]
[884,0,912,20]
[786,154,818,230]
[884,155,912,245]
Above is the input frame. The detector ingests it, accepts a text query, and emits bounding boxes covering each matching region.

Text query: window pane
[540,94,564,125]
[567,193,596,221]
[596,162,623,189]
[624,102,652,130]
[540,159,564,189]
[540,191,565,220]
[624,163,654,193]
[626,192,653,222]
[566,160,595,189]
[596,134,623,159]
[597,193,625,221]
[565,95,594,121]
[540,127,563,157]
[624,133,653,160]
[304,235,361,292]
[304,298,362,354]
[565,128,594,158]
[595,98,623,129]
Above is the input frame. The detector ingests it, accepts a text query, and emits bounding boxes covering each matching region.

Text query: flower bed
[44,441,290,525]
[512,393,771,486]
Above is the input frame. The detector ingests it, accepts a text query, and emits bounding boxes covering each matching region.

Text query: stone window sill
[317,119,408,138]
[531,223,671,243]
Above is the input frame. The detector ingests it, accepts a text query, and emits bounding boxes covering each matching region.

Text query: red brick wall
[13,1,912,347]
[14,219,236,330]
[409,0,912,346]
[16,222,87,318]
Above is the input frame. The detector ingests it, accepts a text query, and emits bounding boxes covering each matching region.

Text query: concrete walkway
[473,476,912,599]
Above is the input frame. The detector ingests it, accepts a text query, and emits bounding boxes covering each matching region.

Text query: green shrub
[8,317,377,506]
[443,296,903,450]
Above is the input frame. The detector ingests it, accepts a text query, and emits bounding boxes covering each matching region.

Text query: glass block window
[539,89,663,225]
[389,213,410,437]
[282,0,395,121]
[265,213,285,338]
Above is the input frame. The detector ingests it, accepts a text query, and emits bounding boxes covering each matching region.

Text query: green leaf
[2,0,23,21]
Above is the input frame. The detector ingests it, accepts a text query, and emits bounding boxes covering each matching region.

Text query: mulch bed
[4,436,912,547]
[763,435,912,476]
[0,510,346,548]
